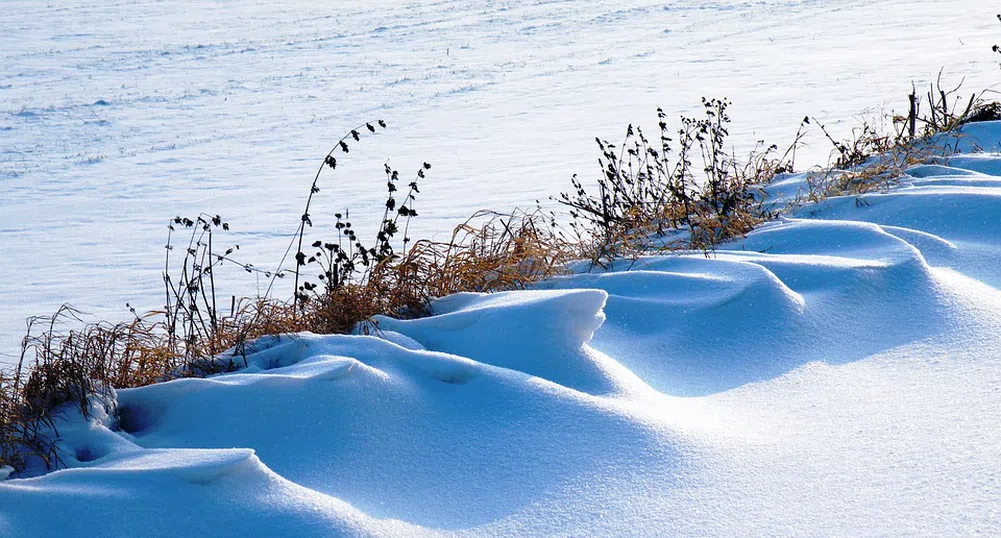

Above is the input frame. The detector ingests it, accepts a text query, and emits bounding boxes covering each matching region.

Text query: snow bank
[374,289,651,396]
[6,124,1001,536]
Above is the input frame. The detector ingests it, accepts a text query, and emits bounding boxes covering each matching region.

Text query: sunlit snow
[4,2,1001,536]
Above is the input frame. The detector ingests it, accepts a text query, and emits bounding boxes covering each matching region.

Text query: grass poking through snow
[3,76,1000,477]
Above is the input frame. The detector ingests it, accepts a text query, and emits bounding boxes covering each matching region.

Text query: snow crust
[5,124,1001,536]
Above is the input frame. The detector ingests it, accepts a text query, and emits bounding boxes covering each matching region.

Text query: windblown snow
[4,123,1001,536]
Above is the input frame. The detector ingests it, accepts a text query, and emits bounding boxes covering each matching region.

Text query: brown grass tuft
[800,75,1001,204]
[389,209,571,298]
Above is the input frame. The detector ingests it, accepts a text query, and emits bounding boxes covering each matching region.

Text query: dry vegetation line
[2,73,1000,476]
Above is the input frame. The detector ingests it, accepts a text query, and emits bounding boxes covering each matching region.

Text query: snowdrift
[5,125,1001,536]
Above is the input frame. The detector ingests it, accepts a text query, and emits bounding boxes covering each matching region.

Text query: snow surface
[5,123,1001,536]
[2,0,1000,364]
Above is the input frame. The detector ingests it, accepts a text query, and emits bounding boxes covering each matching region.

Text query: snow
[6,1,1001,535]
[2,0,999,364]
[5,122,1001,535]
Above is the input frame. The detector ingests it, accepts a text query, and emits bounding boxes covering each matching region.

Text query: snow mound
[104,332,678,531]
[1,446,389,537]
[374,289,648,396]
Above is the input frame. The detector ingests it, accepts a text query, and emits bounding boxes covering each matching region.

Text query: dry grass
[554,98,799,265]
[386,209,570,298]
[799,124,940,204]
[798,74,1001,204]
[1,306,161,472]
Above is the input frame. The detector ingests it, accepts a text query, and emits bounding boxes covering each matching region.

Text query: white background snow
[2,0,998,364]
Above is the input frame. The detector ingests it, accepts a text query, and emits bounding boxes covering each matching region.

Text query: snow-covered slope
[4,125,1001,536]
[2,0,999,365]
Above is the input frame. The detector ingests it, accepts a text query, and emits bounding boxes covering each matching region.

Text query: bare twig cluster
[554,98,797,266]
[802,73,1001,204]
